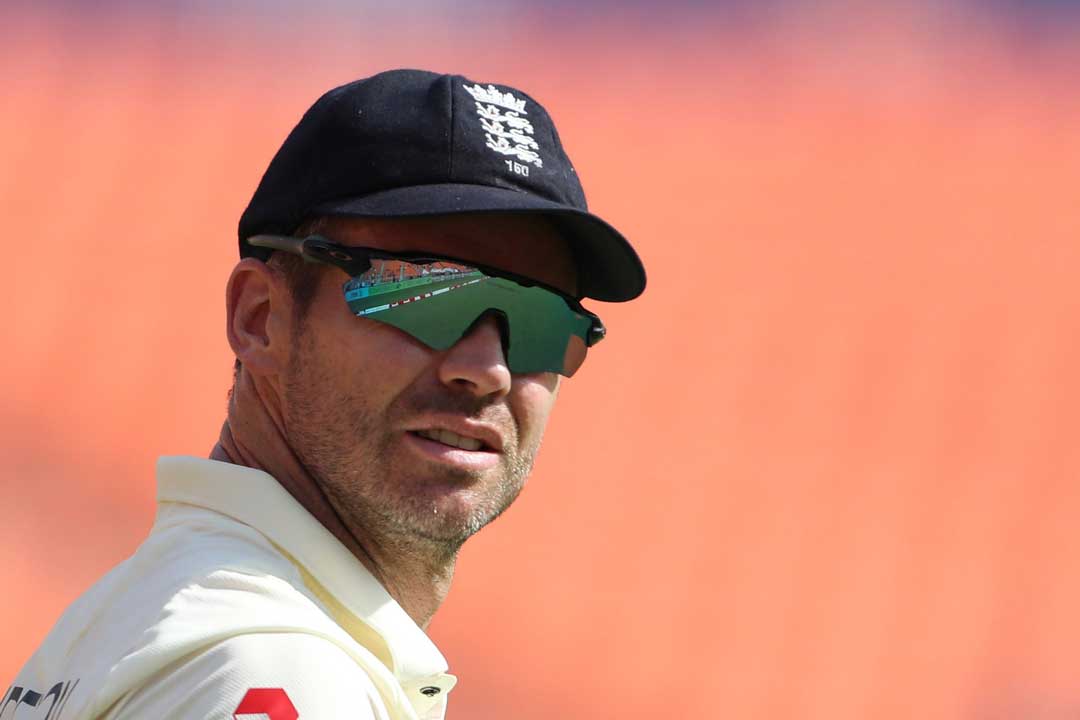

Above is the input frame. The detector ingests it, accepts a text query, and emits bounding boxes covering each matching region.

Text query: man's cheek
[513,383,559,444]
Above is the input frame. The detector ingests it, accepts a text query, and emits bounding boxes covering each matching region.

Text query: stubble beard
[281,334,539,559]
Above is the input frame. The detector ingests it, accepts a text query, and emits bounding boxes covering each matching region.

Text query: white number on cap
[504,160,530,177]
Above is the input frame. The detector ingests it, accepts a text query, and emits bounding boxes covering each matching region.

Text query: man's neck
[210,382,455,629]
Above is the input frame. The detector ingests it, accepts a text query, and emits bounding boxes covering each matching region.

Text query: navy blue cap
[238,69,645,302]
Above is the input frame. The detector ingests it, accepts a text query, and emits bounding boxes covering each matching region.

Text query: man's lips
[412,428,487,451]
[403,430,503,472]
[403,418,506,453]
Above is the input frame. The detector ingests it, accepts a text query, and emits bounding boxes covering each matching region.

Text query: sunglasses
[246,234,606,377]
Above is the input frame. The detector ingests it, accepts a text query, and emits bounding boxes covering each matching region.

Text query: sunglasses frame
[246,234,607,349]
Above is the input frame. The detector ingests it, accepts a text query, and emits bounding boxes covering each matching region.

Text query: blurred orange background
[3,1,1080,717]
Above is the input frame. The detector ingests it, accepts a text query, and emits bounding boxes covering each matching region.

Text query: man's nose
[436,315,512,398]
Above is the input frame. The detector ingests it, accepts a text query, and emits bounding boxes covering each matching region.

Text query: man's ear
[225,257,292,376]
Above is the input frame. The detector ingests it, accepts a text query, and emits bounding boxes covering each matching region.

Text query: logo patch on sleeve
[233,688,299,720]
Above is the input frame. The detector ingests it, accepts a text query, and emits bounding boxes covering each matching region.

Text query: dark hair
[232,217,328,377]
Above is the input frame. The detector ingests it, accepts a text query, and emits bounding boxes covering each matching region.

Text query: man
[6,69,645,720]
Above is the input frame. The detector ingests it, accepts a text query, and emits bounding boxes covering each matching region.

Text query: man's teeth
[416,428,484,451]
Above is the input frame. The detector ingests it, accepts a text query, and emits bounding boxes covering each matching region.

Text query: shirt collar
[155,455,457,707]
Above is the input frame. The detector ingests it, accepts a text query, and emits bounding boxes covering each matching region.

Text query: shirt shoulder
[105,632,391,720]
[15,504,377,720]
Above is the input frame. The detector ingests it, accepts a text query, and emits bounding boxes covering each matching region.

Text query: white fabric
[104,634,390,720]
[5,457,456,720]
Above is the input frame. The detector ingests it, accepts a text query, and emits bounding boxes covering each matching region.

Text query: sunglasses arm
[245,234,370,275]
[586,317,606,347]
[246,234,306,255]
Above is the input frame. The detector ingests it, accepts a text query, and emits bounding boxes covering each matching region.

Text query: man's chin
[385,486,519,546]
[380,511,486,550]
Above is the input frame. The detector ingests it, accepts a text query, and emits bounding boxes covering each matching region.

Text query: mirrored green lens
[343,258,593,376]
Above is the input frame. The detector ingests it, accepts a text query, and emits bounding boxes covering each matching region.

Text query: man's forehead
[311,214,580,295]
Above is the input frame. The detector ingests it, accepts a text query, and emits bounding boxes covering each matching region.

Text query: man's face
[277,214,578,553]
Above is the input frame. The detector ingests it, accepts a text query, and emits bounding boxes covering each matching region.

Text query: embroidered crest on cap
[463,83,543,169]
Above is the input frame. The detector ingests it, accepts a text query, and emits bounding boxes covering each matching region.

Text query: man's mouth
[410,428,489,452]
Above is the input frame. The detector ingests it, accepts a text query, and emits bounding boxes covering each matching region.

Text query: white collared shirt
[6,457,457,720]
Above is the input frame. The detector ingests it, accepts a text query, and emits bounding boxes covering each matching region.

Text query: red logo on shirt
[233,688,299,720]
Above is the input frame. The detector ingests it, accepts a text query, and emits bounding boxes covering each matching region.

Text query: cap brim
[311,183,645,302]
